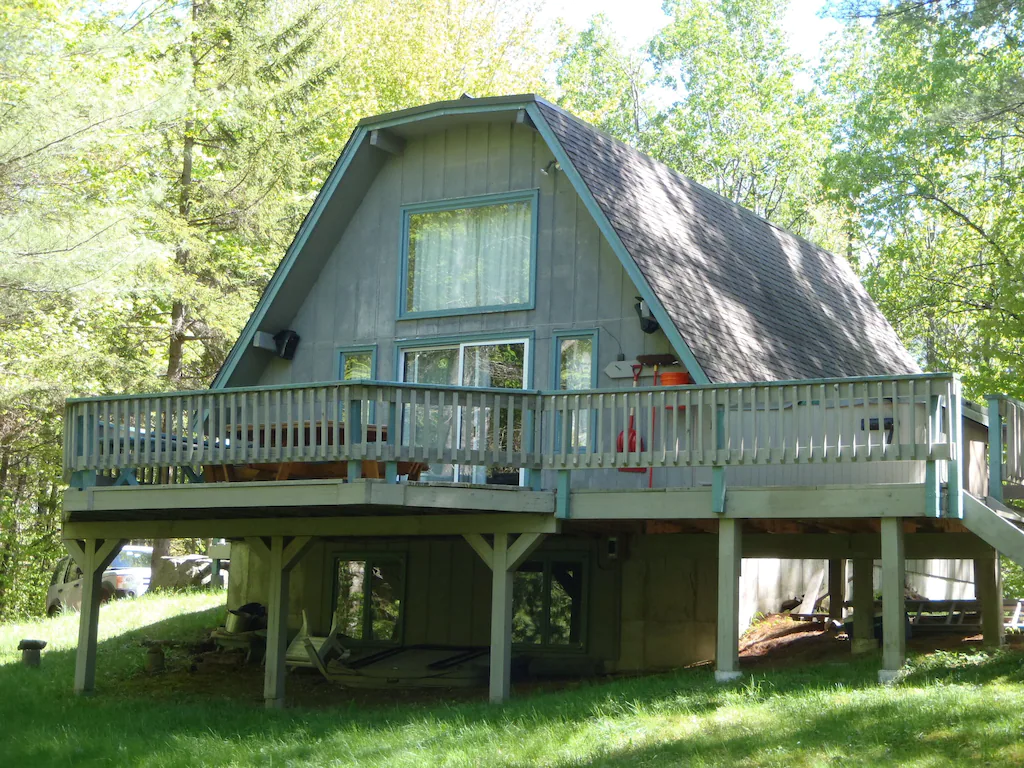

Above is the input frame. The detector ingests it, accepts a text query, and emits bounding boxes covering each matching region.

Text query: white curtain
[408,201,531,313]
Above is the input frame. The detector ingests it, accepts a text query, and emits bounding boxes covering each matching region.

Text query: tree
[646,0,840,245]
[823,0,1024,398]
[555,15,653,146]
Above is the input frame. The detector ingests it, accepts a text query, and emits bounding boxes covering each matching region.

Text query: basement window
[333,556,405,644]
[512,555,586,649]
[401,191,538,317]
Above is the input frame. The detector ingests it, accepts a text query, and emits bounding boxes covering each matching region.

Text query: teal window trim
[337,345,378,381]
[552,330,598,454]
[512,550,589,653]
[329,552,407,647]
[397,189,540,320]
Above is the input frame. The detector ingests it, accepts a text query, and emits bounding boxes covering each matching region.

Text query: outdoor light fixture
[253,330,301,359]
[540,160,560,176]
[634,297,660,334]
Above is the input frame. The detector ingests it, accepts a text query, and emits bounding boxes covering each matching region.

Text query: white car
[46,545,152,615]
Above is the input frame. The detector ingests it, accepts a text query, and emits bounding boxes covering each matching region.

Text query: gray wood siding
[251,121,927,493]
[255,122,675,393]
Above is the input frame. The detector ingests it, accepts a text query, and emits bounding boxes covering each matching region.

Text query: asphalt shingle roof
[537,101,920,383]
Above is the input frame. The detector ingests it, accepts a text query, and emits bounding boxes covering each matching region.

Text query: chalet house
[61,95,1024,706]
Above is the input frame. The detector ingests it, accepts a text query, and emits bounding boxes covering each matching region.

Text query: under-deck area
[59,374,1024,704]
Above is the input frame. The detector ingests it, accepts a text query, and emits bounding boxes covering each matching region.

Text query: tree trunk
[149,537,173,592]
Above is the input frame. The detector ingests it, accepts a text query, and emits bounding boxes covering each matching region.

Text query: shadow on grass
[2,606,1023,767]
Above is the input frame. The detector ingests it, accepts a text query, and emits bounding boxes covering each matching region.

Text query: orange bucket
[660,371,692,386]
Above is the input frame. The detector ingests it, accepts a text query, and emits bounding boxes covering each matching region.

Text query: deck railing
[987,394,1024,499]
[64,373,961,486]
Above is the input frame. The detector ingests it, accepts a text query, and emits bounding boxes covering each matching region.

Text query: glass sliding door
[400,338,529,484]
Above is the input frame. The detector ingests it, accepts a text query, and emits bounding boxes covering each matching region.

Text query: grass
[2,594,1024,767]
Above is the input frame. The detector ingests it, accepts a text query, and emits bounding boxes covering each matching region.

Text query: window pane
[407,201,532,314]
[512,563,545,645]
[369,560,403,642]
[460,343,526,484]
[557,337,594,449]
[335,560,366,640]
[402,347,459,481]
[343,351,373,380]
[548,563,584,646]
[558,338,592,390]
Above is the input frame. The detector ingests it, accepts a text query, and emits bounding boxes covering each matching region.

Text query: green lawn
[1,594,1023,767]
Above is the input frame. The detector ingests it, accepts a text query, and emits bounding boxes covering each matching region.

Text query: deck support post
[948,381,964,518]
[879,518,906,682]
[975,554,1003,648]
[851,557,877,654]
[987,397,1003,504]
[66,538,126,695]
[828,559,846,622]
[715,517,741,682]
[257,536,314,709]
[463,531,546,703]
[489,533,514,704]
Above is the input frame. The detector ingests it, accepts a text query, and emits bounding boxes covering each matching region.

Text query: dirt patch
[737,613,1024,669]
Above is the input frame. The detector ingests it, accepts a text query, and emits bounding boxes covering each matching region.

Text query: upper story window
[401,191,538,318]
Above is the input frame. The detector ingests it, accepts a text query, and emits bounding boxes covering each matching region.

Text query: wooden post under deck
[489,533,514,704]
[879,518,906,682]
[66,538,126,695]
[975,555,1004,648]
[715,518,742,682]
[828,559,846,622]
[851,557,877,654]
[248,536,314,709]
[463,531,545,703]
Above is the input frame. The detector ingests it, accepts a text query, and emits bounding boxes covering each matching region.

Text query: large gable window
[402,192,537,317]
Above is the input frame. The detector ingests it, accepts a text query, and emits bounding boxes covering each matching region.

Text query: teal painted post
[713,405,726,513]
[70,470,97,489]
[949,381,964,519]
[925,394,941,517]
[524,408,541,491]
[556,469,570,519]
[347,398,362,481]
[987,396,1003,504]
[385,398,399,483]
[71,413,96,489]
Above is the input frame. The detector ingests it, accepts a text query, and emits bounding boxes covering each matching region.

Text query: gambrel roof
[215,95,919,387]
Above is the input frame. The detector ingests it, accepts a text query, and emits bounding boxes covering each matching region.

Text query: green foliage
[0,0,555,619]
[3,592,1024,766]
[823,0,1024,399]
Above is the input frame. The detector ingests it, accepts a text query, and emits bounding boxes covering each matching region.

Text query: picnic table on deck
[203,421,427,483]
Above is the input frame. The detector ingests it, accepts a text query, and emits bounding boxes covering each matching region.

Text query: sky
[541,0,843,68]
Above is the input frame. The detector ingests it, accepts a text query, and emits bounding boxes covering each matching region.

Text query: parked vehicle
[46,545,152,615]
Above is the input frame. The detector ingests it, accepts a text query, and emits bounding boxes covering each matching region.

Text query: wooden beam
[850,557,877,654]
[507,533,545,571]
[975,555,1003,648]
[828,559,846,621]
[65,480,556,517]
[282,536,314,571]
[879,518,906,682]
[265,536,290,709]
[489,532,513,703]
[369,129,406,155]
[715,518,742,682]
[463,533,493,570]
[244,537,270,563]
[568,485,928,520]
[69,538,126,695]
[63,513,560,541]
